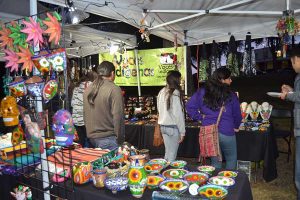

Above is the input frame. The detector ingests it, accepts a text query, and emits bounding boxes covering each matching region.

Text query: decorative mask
[0,96,19,126]
[32,55,51,74]
[240,102,249,122]
[25,76,45,97]
[259,102,273,121]
[247,101,261,121]
[48,48,66,72]
[11,124,24,146]
[52,109,75,146]
[43,79,58,103]
[8,77,27,97]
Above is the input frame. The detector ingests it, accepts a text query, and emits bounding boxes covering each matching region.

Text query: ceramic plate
[144,163,164,174]
[197,165,215,175]
[170,160,187,168]
[148,158,168,167]
[183,172,209,186]
[208,176,235,187]
[198,184,228,199]
[217,171,238,178]
[267,92,293,98]
[162,169,189,179]
[159,179,189,193]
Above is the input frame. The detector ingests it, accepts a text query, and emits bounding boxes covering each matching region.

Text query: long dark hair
[87,61,115,105]
[165,70,182,110]
[203,67,232,110]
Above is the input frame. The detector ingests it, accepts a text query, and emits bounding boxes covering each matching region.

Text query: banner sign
[99,47,185,86]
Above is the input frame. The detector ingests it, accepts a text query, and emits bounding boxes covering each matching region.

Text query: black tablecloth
[125,124,278,182]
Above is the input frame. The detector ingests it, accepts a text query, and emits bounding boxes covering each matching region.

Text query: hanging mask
[43,74,58,103]
[48,48,66,72]
[32,55,51,74]
[52,109,75,146]
[8,77,27,97]
[0,96,19,127]
[25,76,45,97]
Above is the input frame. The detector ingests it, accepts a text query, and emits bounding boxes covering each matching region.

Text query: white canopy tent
[38,0,300,45]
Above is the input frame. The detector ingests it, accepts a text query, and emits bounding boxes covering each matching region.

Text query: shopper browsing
[157,70,185,162]
[83,61,125,150]
[280,46,300,200]
[186,67,242,170]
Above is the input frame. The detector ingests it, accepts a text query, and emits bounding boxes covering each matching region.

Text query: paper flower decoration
[17,47,34,72]
[43,12,61,45]
[0,26,13,49]
[21,17,44,47]
[8,22,27,48]
[3,49,19,72]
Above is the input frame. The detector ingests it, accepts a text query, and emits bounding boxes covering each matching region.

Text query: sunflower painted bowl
[198,184,228,200]
[144,163,164,174]
[197,165,215,176]
[183,172,209,186]
[170,160,187,169]
[208,176,235,187]
[148,158,168,167]
[8,78,27,97]
[159,179,189,194]
[162,169,189,179]
[147,175,165,189]
[217,171,238,178]
[104,177,128,194]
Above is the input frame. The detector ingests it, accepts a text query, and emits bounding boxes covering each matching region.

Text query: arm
[71,87,77,108]
[172,93,186,136]
[232,94,242,130]
[186,90,203,121]
[286,92,300,103]
[111,86,125,144]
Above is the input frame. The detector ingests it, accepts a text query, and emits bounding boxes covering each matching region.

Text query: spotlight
[66,0,89,24]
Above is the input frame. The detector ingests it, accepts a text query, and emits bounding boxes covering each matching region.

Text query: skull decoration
[0,96,19,126]
[10,185,32,200]
[52,109,75,146]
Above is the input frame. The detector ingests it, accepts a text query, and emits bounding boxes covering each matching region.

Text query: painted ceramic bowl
[147,175,165,189]
[198,184,228,200]
[217,171,238,178]
[170,160,187,169]
[183,172,209,186]
[148,158,168,167]
[159,179,189,194]
[197,165,215,176]
[162,169,189,179]
[104,177,128,194]
[144,163,164,174]
[8,78,27,97]
[208,176,235,187]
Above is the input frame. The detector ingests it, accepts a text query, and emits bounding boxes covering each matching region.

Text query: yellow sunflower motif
[174,182,183,190]
[166,182,175,189]
[205,189,214,197]
[145,165,152,171]
[147,177,155,185]
[215,189,223,197]
[129,169,142,183]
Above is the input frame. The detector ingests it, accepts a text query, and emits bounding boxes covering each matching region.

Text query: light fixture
[109,44,119,55]
[66,0,89,25]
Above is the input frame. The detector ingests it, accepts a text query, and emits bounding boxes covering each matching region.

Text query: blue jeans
[211,133,237,170]
[89,136,118,151]
[296,137,300,200]
[160,125,180,162]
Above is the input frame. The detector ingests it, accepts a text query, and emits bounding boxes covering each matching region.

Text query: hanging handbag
[153,120,164,147]
[199,106,224,160]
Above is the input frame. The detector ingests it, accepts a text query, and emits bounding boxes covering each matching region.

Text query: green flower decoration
[8,22,28,48]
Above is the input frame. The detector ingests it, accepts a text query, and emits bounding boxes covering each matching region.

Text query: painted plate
[170,160,187,169]
[183,172,209,186]
[198,184,228,200]
[217,170,238,178]
[159,179,189,193]
[147,175,165,189]
[162,169,188,179]
[144,163,164,174]
[148,158,168,167]
[197,165,215,175]
[208,176,235,187]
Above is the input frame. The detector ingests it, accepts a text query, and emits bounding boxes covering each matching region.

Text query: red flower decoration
[43,12,61,45]
[17,47,34,72]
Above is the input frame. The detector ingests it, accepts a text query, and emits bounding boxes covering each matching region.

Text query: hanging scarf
[242,33,256,76]
[227,35,239,77]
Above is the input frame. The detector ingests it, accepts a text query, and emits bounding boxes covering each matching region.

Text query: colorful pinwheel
[21,17,44,47]
[43,12,61,45]
[17,47,34,72]
[3,49,19,72]
[0,26,14,49]
[8,22,27,48]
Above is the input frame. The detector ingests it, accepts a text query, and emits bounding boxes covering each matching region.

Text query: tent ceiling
[38,0,300,45]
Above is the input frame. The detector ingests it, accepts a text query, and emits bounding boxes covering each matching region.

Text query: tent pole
[147,10,282,16]
[149,0,254,30]
[286,0,290,10]
[30,0,51,200]
[134,48,141,96]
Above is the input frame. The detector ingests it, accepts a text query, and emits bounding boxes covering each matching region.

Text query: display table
[125,122,278,182]
[0,168,253,200]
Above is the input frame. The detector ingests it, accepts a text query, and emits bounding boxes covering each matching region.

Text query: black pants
[74,125,88,147]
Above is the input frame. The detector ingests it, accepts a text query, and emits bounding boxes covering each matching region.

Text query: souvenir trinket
[0,96,19,126]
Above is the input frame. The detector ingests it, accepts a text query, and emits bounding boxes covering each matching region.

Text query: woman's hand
[234,128,240,133]
[280,91,288,100]
[281,84,293,93]
[178,135,185,143]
